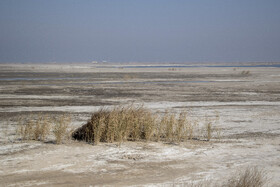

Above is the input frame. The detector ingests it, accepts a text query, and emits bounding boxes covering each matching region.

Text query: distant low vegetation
[241,70,251,75]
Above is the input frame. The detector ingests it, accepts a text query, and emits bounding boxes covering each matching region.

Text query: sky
[0,0,280,63]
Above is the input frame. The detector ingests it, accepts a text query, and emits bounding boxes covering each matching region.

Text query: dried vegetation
[224,166,267,187]
[16,114,71,144]
[72,105,220,145]
[172,166,267,187]
[16,105,220,145]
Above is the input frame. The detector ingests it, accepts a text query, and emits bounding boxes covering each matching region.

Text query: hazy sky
[0,0,280,63]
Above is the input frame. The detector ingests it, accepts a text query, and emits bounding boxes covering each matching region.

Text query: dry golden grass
[172,166,266,187]
[53,114,71,144]
[200,112,221,141]
[241,70,251,75]
[72,105,220,144]
[224,167,267,187]
[16,113,71,144]
[72,105,157,145]
[16,106,220,145]
[205,117,213,141]
[168,67,177,71]
[17,114,51,142]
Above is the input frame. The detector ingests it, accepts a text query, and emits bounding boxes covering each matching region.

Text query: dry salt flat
[0,64,280,186]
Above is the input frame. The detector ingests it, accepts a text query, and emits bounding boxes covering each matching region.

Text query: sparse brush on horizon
[168,68,177,71]
[241,70,250,75]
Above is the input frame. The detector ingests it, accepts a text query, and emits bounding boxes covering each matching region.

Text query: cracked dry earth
[0,64,280,186]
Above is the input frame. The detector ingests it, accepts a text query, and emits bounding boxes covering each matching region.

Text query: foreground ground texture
[0,63,280,186]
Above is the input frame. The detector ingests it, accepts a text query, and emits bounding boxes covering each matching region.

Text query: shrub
[16,106,221,145]
[241,70,250,75]
[206,121,213,141]
[33,115,51,141]
[17,114,70,144]
[17,114,51,142]
[202,112,221,141]
[72,105,157,145]
[17,118,34,141]
[52,114,71,144]
[224,167,267,187]
[72,105,217,145]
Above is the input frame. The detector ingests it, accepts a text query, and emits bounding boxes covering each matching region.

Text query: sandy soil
[0,64,280,186]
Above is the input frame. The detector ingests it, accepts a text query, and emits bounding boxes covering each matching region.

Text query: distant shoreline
[95,64,280,68]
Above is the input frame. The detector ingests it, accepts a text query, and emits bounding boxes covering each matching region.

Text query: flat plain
[0,63,280,186]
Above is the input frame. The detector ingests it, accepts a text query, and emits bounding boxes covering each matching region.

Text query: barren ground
[0,64,279,186]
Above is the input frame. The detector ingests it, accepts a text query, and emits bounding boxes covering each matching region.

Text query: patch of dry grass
[53,114,71,144]
[72,105,220,145]
[16,105,220,145]
[72,105,157,145]
[241,70,251,75]
[16,113,71,144]
[171,166,267,187]
[17,114,51,142]
[224,166,267,187]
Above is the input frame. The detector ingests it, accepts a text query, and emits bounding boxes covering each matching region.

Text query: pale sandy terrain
[0,64,280,186]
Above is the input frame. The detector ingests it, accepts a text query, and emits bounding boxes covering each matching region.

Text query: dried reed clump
[53,114,71,144]
[123,74,136,80]
[159,111,191,142]
[171,167,266,187]
[168,68,177,71]
[16,114,71,144]
[241,70,251,75]
[201,112,221,141]
[72,106,156,145]
[17,114,51,142]
[224,167,267,187]
[72,105,220,145]
[204,116,213,141]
